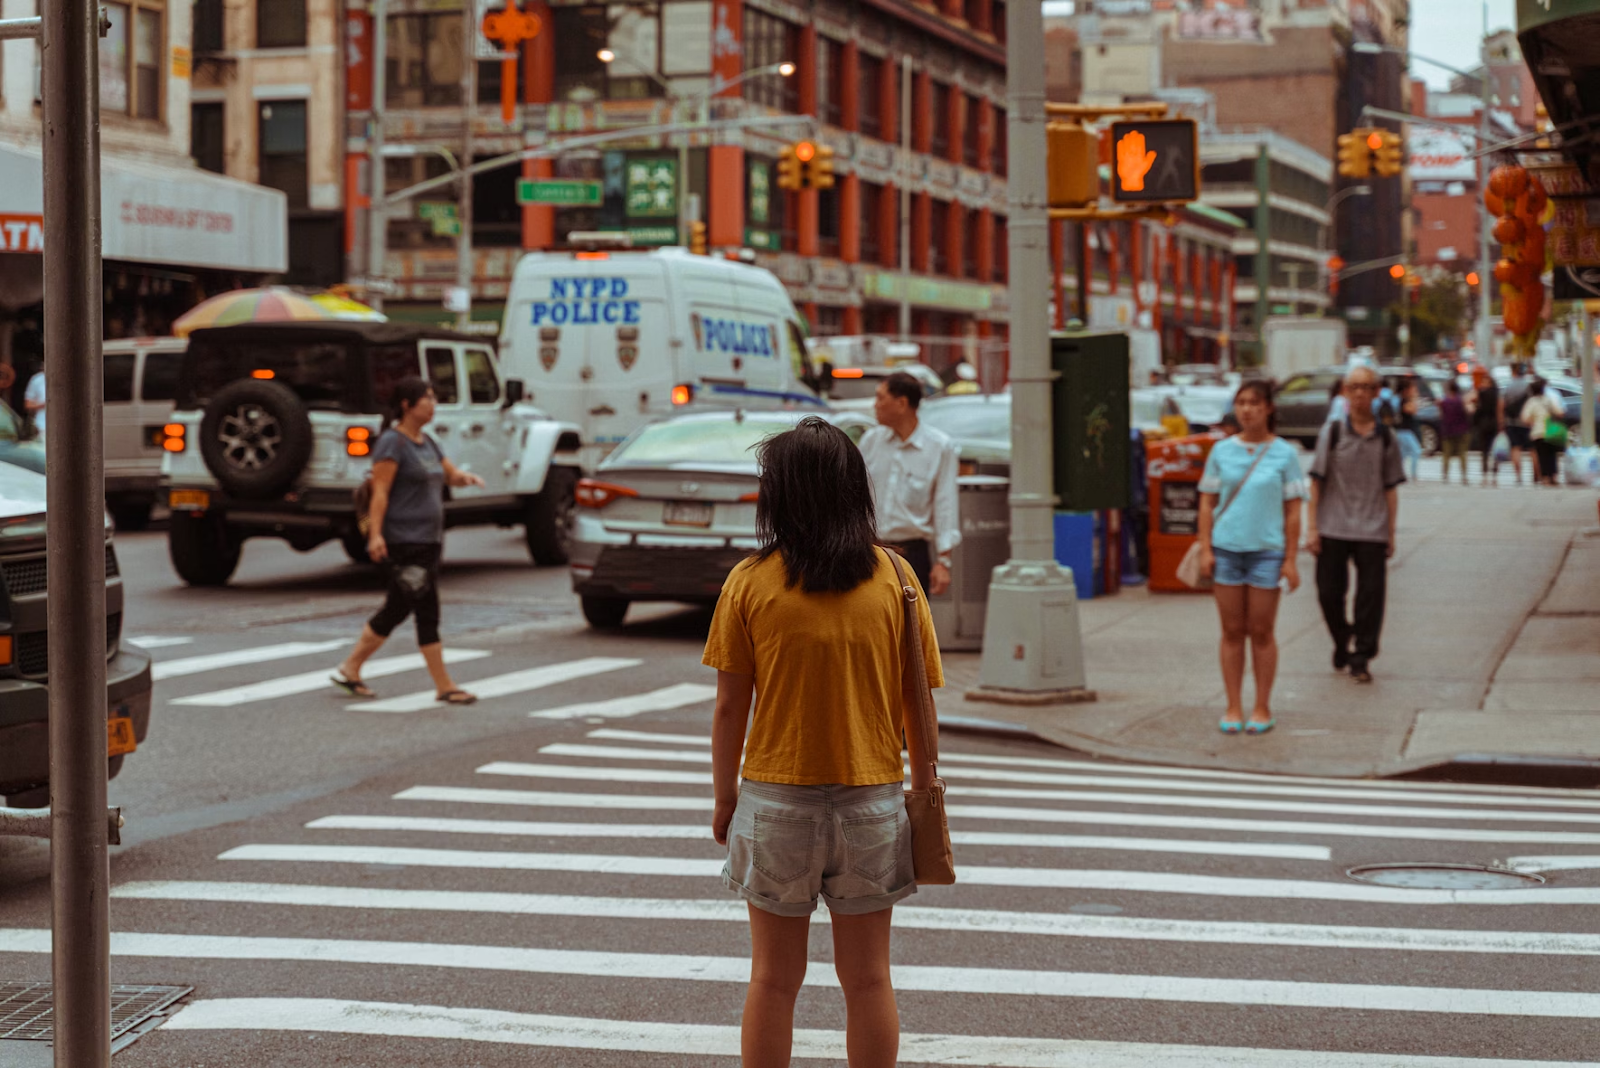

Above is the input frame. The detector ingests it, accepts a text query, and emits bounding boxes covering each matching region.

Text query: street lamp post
[1319,184,1370,314]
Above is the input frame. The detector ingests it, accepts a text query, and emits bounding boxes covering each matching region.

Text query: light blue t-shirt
[1199,436,1307,553]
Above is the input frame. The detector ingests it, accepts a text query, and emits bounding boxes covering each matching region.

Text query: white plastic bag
[1563,444,1600,487]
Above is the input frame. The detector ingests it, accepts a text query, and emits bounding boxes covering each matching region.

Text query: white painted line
[399,785,1600,844]
[3,930,1595,1018]
[213,843,1600,904]
[171,649,491,707]
[531,748,1600,812]
[349,658,643,714]
[531,683,717,721]
[306,814,1330,861]
[150,641,347,681]
[110,880,1600,957]
[127,635,195,649]
[1506,856,1600,873]
[162,998,1600,1066]
[481,761,706,783]
[588,727,711,745]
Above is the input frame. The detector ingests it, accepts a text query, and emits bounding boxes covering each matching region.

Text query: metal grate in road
[0,981,192,1042]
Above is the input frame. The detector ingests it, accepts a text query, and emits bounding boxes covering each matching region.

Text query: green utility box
[1051,329,1130,511]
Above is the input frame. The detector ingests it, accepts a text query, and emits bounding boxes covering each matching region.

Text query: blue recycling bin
[1053,511,1100,601]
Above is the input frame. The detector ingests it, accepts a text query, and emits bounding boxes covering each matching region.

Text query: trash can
[1052,511,1100,601]
[1146,432,1223,592]
[928,475,1010,651]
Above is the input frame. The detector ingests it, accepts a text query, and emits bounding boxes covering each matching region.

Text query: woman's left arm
[440,457,486,488]
[1281,497,1303,592]
[711,670,755,845]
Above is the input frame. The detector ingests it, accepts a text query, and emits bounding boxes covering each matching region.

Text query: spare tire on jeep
[199,378,315,499]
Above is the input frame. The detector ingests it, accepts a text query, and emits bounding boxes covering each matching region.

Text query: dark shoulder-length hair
[754,416,880,593]
[383,376,432,430]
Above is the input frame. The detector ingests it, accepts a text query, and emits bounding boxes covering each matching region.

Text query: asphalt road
[3,528,1600,1065]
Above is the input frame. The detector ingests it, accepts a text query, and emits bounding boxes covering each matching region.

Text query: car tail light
[251,369,276,380]
[739,492,759,502]
[832,368,865,379]
[671,384,695,405]
[0,635,12,666]
[346,427,372,457]
[959,460,978,476]
[161,423,186,453]
[575,479,639,509]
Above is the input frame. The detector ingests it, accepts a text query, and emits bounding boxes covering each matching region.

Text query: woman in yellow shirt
[705,416,942,1068]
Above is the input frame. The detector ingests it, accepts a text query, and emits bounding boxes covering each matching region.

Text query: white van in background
[102,336,186,529]
[500,245,820,468]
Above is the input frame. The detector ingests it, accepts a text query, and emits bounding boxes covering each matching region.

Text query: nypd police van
[500,245,820,467]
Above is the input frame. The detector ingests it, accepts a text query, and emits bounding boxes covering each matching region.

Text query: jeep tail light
[346,426,372,457]
[739,492,759,502]
[0,635,12,666]
[671,384,695,405]
[251,369,275,380]
[161,423,186,453]
[575,479,638,509]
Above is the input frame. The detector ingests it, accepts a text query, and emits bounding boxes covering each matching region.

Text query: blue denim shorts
[722,779,917,917]
[1213,547,1285,590]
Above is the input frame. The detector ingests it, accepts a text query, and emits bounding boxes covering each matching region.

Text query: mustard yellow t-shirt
[702,547,944,786]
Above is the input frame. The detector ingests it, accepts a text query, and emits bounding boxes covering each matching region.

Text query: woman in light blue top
[1197,381,1306,735]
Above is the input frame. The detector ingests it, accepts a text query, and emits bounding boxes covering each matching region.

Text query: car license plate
[169,489,210,510]
[663,501,714,527]
[108,717,137,757]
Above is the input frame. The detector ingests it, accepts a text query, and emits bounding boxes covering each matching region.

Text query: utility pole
[42,0,110,1063]
[971,0,1091,702]
[456,12,476,331]
[1582,303,1596,449]
[1476,7,1492,366]
[898,55,912,342]
[366,0,389,313]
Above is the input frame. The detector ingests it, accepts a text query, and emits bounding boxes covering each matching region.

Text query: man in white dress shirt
[859,371,962,595]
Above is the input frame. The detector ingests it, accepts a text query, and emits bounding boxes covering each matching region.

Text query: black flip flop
[437,689,478,705]
[330,672,375,698]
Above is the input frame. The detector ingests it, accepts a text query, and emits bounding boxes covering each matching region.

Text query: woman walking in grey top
[332,376,485,704]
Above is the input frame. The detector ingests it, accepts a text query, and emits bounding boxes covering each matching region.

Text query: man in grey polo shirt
[1306,365,1406,683]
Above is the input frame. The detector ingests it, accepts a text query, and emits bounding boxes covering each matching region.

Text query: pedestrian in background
[1196,381,1304,734]
[706,416,941,1068]
[1394,379,1423,483]
[23,369,44,438]
[1471,370,1503,487]
[1503,362,1532,484]
[1307,366,1405,684]
[1438,380,1472,486]
[332,376,485,705]
[860,371,962,595]
[1524,378,1566,486]
[1326,379,1349,424]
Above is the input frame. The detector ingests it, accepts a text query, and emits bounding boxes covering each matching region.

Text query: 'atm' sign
[0,214,43,253]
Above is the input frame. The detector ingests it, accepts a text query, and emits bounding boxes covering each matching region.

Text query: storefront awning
[0,143,286,274]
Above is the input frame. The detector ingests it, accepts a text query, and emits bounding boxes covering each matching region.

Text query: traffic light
[1372,129,1404,178]
[1108,119,1199,203]
[1337,130,1373,178]
[776,144,802,191]
[804,143,836,190]
[689,220,707,255]
[1047,121,1098,209]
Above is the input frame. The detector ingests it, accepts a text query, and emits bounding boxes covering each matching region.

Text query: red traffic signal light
[1466,271,1480,286]
[1366,131,1385,151]
[1389,264,1406,279]
[794,141,817,163]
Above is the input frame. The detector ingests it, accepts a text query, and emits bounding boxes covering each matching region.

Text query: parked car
[0,458,152,807]
[1275,366,1442,453]
[0,396,45,475]
[815,362,944,412]
[102,336,185,529]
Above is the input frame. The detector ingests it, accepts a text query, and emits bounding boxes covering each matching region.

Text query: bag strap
[1213,439,1273,522]
[885,548,940,771]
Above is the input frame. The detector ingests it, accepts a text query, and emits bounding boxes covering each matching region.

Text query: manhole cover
[1346,863,1546,890]
[0,981,192,1045]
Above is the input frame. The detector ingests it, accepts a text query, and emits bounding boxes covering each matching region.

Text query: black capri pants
[369,542,442,646]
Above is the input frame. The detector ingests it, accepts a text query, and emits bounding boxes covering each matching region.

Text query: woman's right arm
[366,459,398,561]
[711,670,755,845]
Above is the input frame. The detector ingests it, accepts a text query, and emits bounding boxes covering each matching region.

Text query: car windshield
[919,399,1010,442]
[608,417,797,466]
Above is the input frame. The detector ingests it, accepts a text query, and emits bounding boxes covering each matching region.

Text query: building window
[860,181,882,266]
[744,8,799,111]
[258,99,308,209]
[257,0,305,48]
[478,57,524,104]
[817,36,844,125]
[963,93,981,167]
[963,208,979,278]
[991,105,1006,175]
[858,53,883,138]
[993,215,1007,283]
[818,186,840,258]
[193,0,223,53]
[191,102,224,173]
[930,82,950,158]
[554,5,607,102]
[100,2,163,119]
[388,13,464,107]
[930,199,951,275]
[992,0,1005,42]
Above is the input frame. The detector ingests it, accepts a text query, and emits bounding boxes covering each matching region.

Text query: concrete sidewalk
[935,477,1600,781]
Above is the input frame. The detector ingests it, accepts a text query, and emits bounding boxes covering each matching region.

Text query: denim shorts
[1212,547,1285,590]
[722,779,917,917]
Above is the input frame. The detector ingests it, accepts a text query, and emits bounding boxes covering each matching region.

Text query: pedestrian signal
[1372,129,1404,178]
[1108,119,1198,203]
[776,145,802,192]
[1337,130,1373,178]
[1047,122,1098,209]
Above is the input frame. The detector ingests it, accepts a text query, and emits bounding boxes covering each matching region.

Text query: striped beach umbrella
[173,286,385,338]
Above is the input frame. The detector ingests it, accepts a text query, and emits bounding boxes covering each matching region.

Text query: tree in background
[1389,271,1470,357]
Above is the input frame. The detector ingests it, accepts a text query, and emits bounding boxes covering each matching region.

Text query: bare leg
[1214,584,1248,726]
[743,905,811,1068]
[831,908,899,1068]
[419,642,469,697]
[338,625,386,681]
[1245,585,1283,723]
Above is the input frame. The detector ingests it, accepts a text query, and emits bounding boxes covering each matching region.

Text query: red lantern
[1494,217,1525,244]
[1490,165,1529,199]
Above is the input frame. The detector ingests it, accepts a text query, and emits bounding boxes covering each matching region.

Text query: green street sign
[516,179,603,206]
[417,201,458,221]
[627,225,679,246]
[626,157,679,218]
[430,217,462,237]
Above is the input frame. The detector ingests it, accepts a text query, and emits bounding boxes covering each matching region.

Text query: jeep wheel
[199,378,314,500]
[168,511,242,586]
[341,530,374,565]
[524,467,577,566]
[581,595,629,629]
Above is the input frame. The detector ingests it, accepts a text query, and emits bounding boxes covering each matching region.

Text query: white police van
[500,244,820,468]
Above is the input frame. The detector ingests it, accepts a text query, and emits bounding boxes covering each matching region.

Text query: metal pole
[366,0,389,313]
[456,13,476,332]
[1074,222,1088,323]
[1582,304,1596,449]
[42,0,109,1060]
[1477,7,1492,367]
[898,54,911,342]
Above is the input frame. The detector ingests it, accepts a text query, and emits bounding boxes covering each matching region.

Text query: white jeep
[160,321,582,585]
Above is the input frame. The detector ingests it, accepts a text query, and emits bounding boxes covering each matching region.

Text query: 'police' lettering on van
[529,277,641,326]
[691,313,775,358]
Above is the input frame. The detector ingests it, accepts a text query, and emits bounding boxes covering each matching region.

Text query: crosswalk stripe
[1505,855,1600,872]
[347,658,643,714]
[480,760,1600,826]
[397,785,1600,844]
[150,641,347,681]
[304,814,1331,861]
[560,740,1600,813]
[171,649,491,707]
[110,880,1600,956]
[0,929,1592,1016]
[127,635,196,649]
[531,683,717,720]
[213,843,1596,904]
[162,998,1595,1066]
